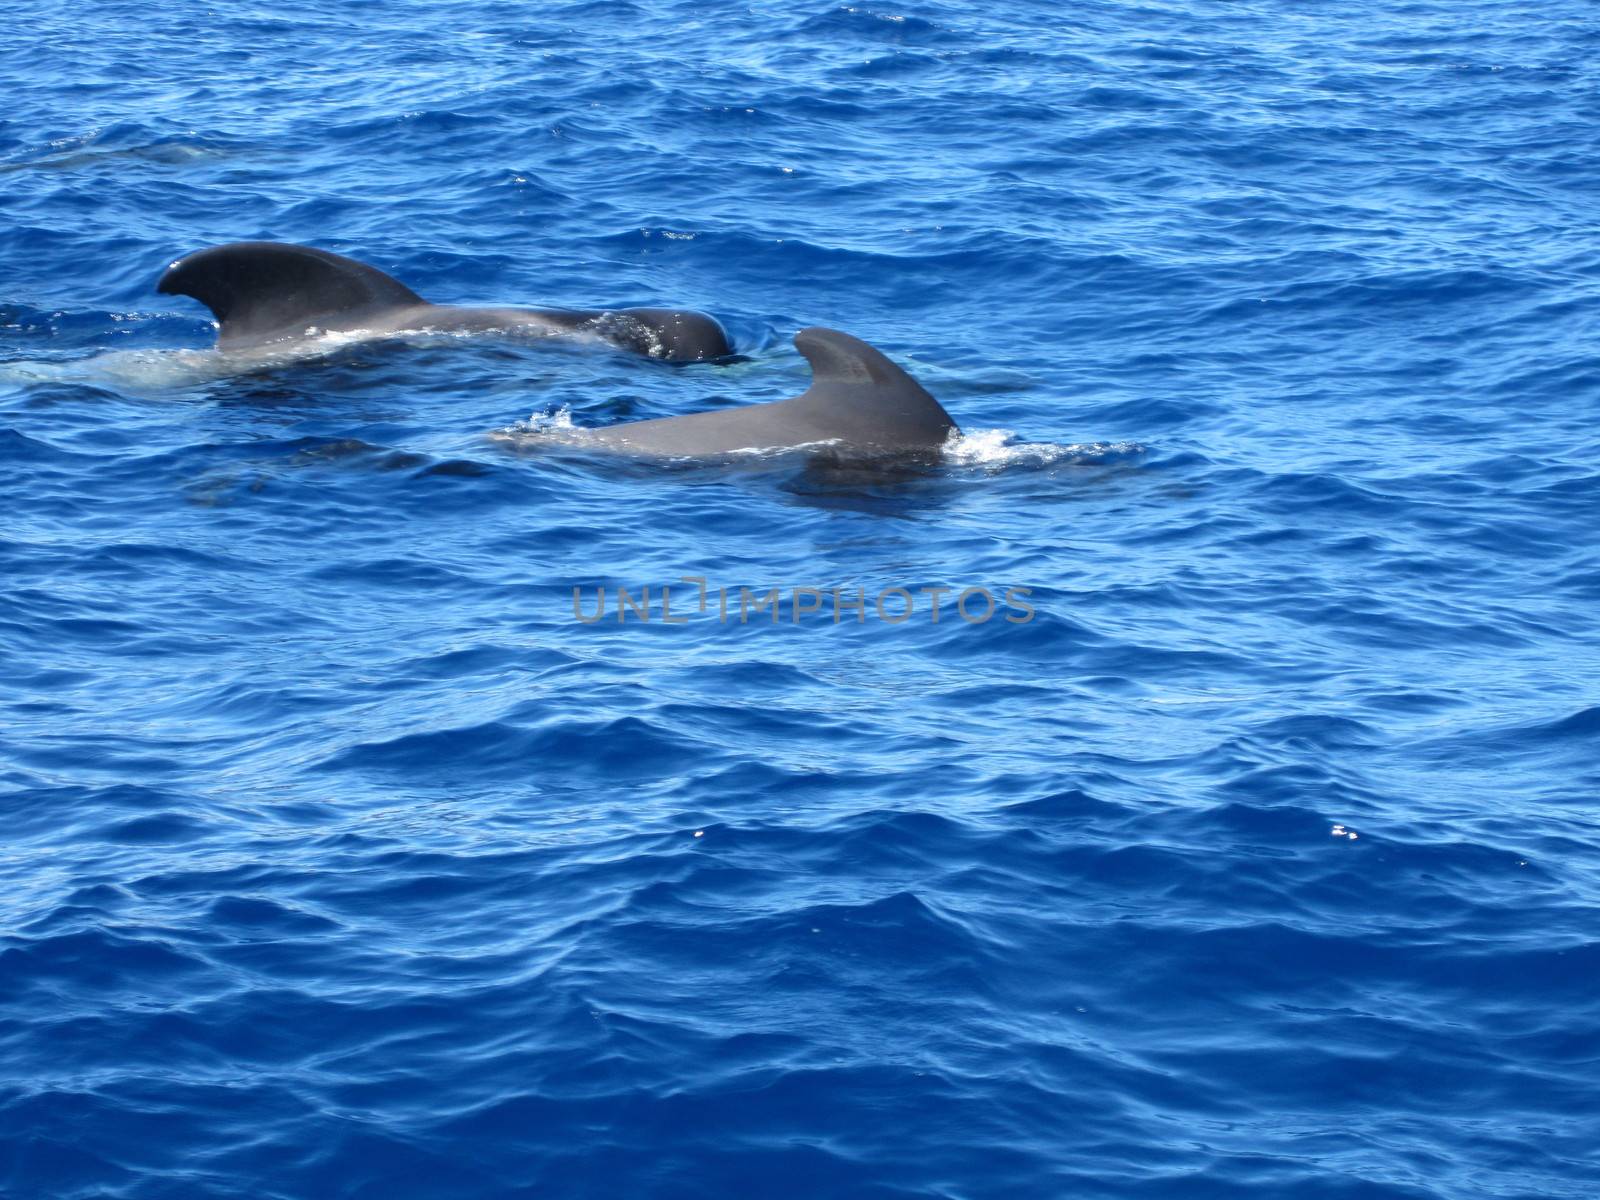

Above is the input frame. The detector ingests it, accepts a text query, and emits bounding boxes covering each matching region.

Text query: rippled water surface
[3,3,1598,1197]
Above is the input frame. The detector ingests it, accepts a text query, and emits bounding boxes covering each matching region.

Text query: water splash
[940,427,1144,469]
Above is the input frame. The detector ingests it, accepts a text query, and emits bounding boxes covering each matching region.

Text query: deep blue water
[3,2,1599,1196]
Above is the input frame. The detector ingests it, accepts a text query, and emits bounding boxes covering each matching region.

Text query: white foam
[940,427,1142,469]
[506,406,579,435]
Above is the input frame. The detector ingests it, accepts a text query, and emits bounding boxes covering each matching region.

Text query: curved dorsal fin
[573,327,958,456]
[792,327,958,447]
[157,242,426,347]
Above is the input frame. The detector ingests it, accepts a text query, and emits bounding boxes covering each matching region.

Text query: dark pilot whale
[571,327,958,457]
[158,241,732,362]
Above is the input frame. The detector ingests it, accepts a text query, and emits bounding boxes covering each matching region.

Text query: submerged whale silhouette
[158,242,732,362]
[568,327,959,458]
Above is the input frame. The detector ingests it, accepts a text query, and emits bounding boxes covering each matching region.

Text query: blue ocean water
[3,1,1598,1196]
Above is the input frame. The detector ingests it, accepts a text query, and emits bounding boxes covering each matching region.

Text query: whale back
[158,241,732,361]
[158,242,427,347]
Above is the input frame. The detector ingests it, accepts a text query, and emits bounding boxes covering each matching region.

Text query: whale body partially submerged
[547,326,959,459]
[158,241,732,362]
[158,243,958,458]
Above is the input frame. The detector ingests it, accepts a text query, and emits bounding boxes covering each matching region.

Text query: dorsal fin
[571,327,958,457]
[157,242,426,347]
[792,327,958,448]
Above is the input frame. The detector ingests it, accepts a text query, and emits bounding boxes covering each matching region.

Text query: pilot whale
[158,241,732,362]
[568,327,958,457]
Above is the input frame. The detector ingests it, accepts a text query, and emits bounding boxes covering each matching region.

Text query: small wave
[490,405,623,454]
